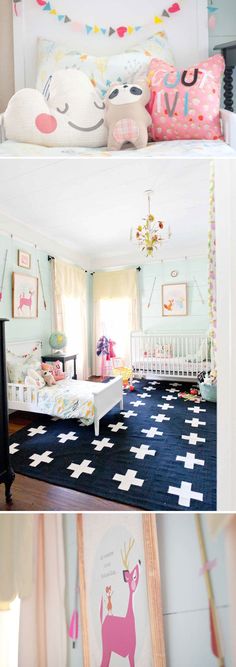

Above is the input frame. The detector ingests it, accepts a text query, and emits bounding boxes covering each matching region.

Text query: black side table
[41,352,78,380]
[0,318,15,503]
[214,41,236,112]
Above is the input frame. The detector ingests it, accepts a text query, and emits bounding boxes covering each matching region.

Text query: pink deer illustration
[100,538,140,667]
[17,290,34,314]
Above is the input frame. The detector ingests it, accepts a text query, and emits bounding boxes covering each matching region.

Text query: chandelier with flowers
[134,190,171,257]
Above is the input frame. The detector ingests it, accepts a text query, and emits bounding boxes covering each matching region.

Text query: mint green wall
[0,233,53,351]
[140,256,209,333]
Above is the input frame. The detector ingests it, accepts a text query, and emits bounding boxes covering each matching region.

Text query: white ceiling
[0,158,210,269]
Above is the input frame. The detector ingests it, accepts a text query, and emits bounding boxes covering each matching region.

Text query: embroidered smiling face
[4,69,107,148]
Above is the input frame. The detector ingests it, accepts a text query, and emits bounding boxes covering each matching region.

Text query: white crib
[131,331,214,381]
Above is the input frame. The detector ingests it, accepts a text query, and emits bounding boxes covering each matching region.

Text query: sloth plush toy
[104,80,151,151]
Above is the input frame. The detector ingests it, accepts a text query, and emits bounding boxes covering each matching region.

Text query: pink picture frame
[18,249,31,269]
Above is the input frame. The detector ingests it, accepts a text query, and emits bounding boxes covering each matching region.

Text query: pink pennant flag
[69,609,79,648]
[199,558,217,576]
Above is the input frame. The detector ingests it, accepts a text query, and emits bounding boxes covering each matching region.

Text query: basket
[199,382,217,403]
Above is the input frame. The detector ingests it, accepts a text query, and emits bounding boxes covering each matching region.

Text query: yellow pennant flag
[154,15,163,24]
[93,24,100,33]
[50,9,57,15]
[127,25,134,34]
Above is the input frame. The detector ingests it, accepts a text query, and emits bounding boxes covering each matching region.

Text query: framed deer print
[162,282,187,317]
[77,514,165,667]
[12,273,38,318]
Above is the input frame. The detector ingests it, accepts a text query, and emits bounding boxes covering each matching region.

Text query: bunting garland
[34,1,182,36]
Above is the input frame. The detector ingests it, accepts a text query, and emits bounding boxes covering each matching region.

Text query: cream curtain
[18,514,67,667]
[0,516,34,610]
[52,258,88,379]
[93,268,140,375]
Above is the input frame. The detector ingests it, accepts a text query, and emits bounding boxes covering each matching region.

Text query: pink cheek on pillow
[35,113,57,134]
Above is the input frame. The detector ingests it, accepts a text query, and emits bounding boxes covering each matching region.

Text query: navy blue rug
[9,379,216,511]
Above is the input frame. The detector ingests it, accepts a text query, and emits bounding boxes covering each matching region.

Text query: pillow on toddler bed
[147,54,225,141]
[36,32,175,98]
[4,70,107,147]
[7,356,41,384]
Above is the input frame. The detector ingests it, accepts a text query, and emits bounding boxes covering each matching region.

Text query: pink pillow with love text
[147,54,225,141]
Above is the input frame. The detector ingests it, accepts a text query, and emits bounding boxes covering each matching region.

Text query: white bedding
[0,139,234,157]
[35,378,103,423]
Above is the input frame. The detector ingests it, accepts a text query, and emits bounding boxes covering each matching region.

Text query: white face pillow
[4,69,107,147]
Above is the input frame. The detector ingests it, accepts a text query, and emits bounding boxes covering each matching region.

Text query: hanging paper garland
[35,0,182,36]
[12,0,22,16]
[0,250,8,303]
[207,1,218,32]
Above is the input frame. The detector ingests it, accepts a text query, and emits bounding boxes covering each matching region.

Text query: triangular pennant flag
[43,2,51,11]
[85,24,93,33]
[101,27,106,34]
[93,24,100,33]
[135,26,142,31]
[162,9,170,17]
[64,15,71,23]
[57,15,65,21]
[207,5,218,12]
[127,25,134,34]
[50,9,57,15]
[108,26,115,36]
[154,15,163,23]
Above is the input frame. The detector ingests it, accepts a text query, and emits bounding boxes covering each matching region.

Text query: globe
[49,332,67,351]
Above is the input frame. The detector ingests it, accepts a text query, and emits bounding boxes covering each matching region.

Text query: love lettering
[152,68,214,117]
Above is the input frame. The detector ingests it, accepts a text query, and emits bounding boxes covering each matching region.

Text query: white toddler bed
[131,331,214,381]
[7,340,123,436]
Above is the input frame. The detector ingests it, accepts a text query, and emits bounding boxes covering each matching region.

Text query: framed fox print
[162,282,187,317]
[77,514,165,667]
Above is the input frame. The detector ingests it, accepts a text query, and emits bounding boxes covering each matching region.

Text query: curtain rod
[90,266,141,275]
[47,255,88,272]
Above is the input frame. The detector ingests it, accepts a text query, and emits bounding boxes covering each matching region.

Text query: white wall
[63,514,232,667]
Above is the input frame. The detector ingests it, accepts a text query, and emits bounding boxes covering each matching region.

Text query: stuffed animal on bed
[52,360,65,381]
[42,370,56,386]
[104,80,151,150]
[3,69,107,148]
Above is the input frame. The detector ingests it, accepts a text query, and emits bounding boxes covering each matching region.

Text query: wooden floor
[1,411,139,513]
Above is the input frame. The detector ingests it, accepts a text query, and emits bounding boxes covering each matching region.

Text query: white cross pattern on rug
[151,414,170,423]
[168,481,203,507]
[67,459,95,478]
[131,380,140,384]
[137,393,151,398]
[176,452,205,470]
[130,400,145,407]
[141,427,163,438]
[188,406,206,414]
[170,382,182,387]
[27,425,47,437]
[57,431,78,444]
[185,418,206,428]
[165,387,179,393]
[162,395,177,401]
[143,386,156,391]
[51,417,59,421]
[108,422,128,432]
[157,403,174,411]
[10,443,20,455]
[120,410,137,419]
[113,469,144,491]
[92,437,115,452]
[148,381,160,385]
[29,451,54,467]
[130,444,156,460]
[182,433,206,446]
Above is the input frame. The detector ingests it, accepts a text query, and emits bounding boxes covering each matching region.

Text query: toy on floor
[178,388,202,402]
[113,365,134,391]
[104,80,151,150]
[3,69,107,148]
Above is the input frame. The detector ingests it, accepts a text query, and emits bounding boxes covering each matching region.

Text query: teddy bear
[104,80,151,151]
[42,370,56,386]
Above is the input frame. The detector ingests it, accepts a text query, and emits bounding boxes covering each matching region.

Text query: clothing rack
[0,319,15,502]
